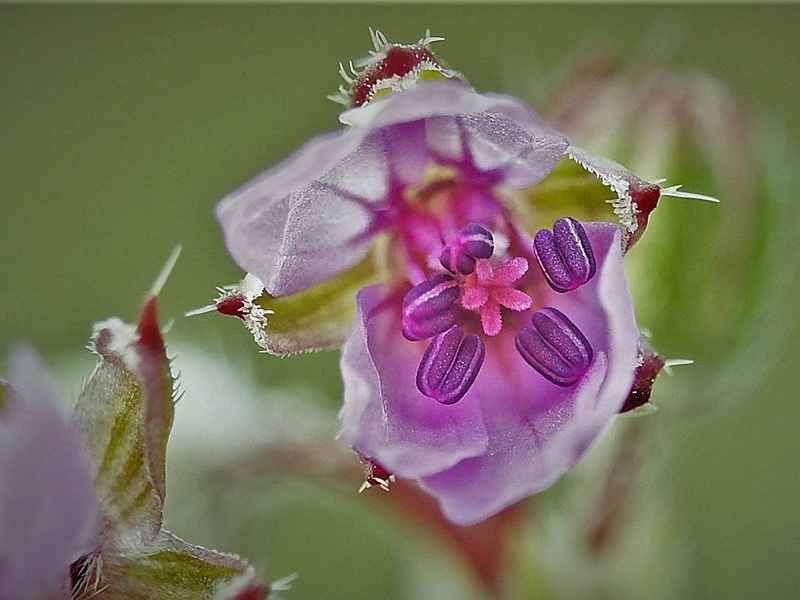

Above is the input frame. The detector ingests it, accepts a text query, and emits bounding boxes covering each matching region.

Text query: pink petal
[0,348,101,600]
[479,302,503,337]
[216,128,391,297]
[341,84,568,192]
[493,257,529,285]
[492,288,532,312]
[461,286,489,310]
[218,82,569,298]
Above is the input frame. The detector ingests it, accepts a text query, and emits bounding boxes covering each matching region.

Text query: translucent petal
[340,285,489,478]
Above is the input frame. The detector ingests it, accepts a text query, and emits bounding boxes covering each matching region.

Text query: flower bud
[329,29,464,108]
[539,57,792,408]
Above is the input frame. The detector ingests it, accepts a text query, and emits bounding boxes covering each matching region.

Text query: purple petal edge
[340,285,489,478]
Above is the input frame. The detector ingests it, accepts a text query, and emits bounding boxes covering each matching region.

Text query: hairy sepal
[516,149,661,250]
[98,532,268,600]
[75,295,269,597]
[248,256,377,355]
[74,296,176,551]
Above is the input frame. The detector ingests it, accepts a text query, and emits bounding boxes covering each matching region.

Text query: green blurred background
[2,5,799,599]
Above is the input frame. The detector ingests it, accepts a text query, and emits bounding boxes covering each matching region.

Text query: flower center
[401,224,532,341]
[460,257,533,337]
[391,166,505,282]
[401,218,600,405]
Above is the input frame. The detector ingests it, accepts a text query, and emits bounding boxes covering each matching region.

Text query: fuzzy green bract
[0,294,270,600]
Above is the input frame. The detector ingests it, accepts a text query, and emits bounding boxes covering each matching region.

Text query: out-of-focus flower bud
[540,57,798,408]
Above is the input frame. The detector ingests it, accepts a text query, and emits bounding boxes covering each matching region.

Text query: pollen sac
[439,223,495,275]
[402,273,460,341]
[515,307,593,387]
[416,326,485,405]
[533,217,596,293]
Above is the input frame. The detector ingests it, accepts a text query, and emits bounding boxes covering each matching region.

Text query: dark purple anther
[533,217,596,293]
[416,326,485,404]
[439,223,494,275]
[515,307,593,387]
[402,273,460,341]
[440,247,477,275]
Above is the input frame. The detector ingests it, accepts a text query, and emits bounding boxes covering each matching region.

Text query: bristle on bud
[329,28,463,108]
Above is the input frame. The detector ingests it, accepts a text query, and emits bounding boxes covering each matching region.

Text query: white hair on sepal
[663,358,694,374]
[659,183,720,203]
[418,28,445,46]
[150,244,182,297]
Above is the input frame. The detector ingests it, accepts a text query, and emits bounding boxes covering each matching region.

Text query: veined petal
[98,531,267,600]
[216,127,386,297]
[419,223,639,524]
[0,349,101,600]
[218,83,570,300]
[342,81,562,141]
[74,296,175,552]
[215,36,656,528]
[340,285,488,478]
[343,82,568,189]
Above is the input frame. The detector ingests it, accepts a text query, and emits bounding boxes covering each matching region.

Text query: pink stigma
[461,257,532,336]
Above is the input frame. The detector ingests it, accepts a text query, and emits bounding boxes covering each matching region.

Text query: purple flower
[340,222,637,523]
[214,34,669,524]
[0,349,101,600]
[1,291,271,599]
